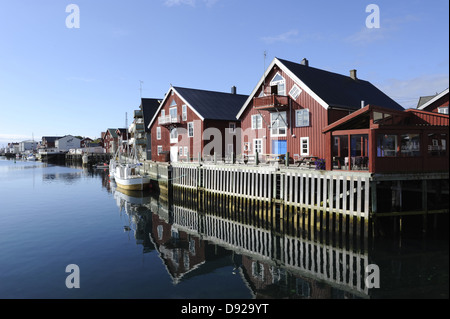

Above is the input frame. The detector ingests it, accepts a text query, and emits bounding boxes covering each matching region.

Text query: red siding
[422,93,449,113]
[150,90,240,161]
[239,66,346,160]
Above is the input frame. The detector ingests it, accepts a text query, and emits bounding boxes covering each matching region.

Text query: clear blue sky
[0,0,448,146]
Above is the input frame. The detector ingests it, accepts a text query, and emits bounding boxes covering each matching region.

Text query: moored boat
[114,163,150,191]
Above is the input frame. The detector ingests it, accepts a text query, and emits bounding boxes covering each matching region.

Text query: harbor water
[0,158,448,299]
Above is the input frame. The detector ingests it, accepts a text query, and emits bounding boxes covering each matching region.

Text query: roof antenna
[139,80,144,99]
[125,112,128,128]
[263,50,267,94]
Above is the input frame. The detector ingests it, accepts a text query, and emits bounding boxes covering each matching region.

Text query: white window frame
[227,144,234,155]
[300,137,309,156]
[253,138,263,155]
[179,146,183,156]
[187,122,194,138]
[289,84,302,100]
[157,146,163,156]
[270,73,286,96]
[170,127,178,144]
[182,104,187,121]
[156,126,161,140]
[169,107,177,121]
[229,122,236,133]
[438,106,449,114]
[251,114,263,129]
[161,110,165,118]
[270,112,287,137]
[295,109,310,127]
[184,146,189,157]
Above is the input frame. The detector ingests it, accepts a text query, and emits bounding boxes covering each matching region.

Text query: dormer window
[270,73,286,96]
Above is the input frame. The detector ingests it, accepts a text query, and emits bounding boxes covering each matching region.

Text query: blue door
[272,140,287,155]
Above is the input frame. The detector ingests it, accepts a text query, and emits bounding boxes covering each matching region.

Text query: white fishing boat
[27,154,37,161]
[114,163,150,191]
[113,131,149,191]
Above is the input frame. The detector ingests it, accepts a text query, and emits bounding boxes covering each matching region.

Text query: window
[428,133,447,156]
[270,112,287,136]
[184,146,188,157]
[182,105,187,121]
[157,146,163,156]
[251,114,263,129]
[156,127,161,140]
[254,139,262,155]
[296,109,310,127]
[270,73,286,96]
[169,107,177,121]
[300,137,309,156]
[161,110,165,118]
[170,128,178,144]
[289,84,302,100]
[179,146,183,156]
[400,134,421,157]
[188,122,194,137]
[243,142,251,152]
[377,134,397,157]
[229,122,236,133]
[438,106,449,114]
[227,144,233,155]
[170,99,177,107]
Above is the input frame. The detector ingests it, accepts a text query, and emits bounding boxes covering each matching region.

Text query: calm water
[0,158,448,299]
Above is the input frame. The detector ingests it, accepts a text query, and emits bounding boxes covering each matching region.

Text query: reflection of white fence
[171,163,371,219]
[171,205,369,296]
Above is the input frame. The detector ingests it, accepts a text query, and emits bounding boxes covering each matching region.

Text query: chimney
[350,69,357,80]
[231,86,237,94]
[301,58,309,66]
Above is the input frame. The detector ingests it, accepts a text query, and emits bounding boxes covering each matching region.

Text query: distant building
[103,128,129,154]
[80,138,94,148]
[19,140,39,152]
[129,98,161,161]
[41,136,63,149]
[55,135,82,152]
[416,88,449,114]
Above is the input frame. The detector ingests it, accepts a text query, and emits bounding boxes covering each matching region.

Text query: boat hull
[115,176,150,191]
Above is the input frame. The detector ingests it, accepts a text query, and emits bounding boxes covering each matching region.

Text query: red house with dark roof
[148,86,248,162]
[416,88,449,114]
[236,57,404,163]
[322,104,449,173]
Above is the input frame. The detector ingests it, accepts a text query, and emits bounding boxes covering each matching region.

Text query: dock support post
[422,179,428,233]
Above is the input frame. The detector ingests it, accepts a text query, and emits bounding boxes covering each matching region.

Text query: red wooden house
[416,88,449,114]
[148,86,248,162]
[236,57,404,162]
[102,128,128,154]
[322,104,449,173]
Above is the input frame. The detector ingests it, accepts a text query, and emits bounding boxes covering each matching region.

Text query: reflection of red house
[416,88,449,114]
[236,58,403,161]
[322,105,449,173]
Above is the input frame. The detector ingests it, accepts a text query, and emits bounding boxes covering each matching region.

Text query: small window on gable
[289,84,302,100]
[270,73,286,96]
[170,99,177,107]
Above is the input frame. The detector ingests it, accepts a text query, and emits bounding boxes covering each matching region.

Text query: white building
[55,135,82,152]
[19,140,39,152]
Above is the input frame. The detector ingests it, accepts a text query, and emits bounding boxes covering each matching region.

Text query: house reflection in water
[110,183,447,299]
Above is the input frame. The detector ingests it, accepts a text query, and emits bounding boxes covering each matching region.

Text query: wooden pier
[65,153,111,166]
[141,161,448,236]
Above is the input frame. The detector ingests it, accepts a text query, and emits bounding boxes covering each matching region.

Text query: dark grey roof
[277,58,404,111]
[417,95,437,108]
[174,86,248,121]
[141,98,161,132]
